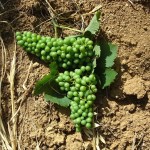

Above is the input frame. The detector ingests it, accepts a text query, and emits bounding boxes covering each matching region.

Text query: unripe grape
[86,123,92,129]
[85,65,91,71]
[80,100,85,105]
[75,83,80,89]
[78,109,82,115]
[74,97,80,102]
[80,105,86,110]
[81,120,86,125]
[82,112,87,117]
[17,40,24,46]
[70,114,76,119]
[80,86,86,92]
[74,113,79,118]
[64,82,70,88]
[60,87,65,91]
[79,92,84,97]
[88,112,93,118]
[81,66,86,72]
[73,91,78,97]
[70,86,76,92]
[16,31,21,36]
[67,91,73,98]
[58,82,64,86]
[81,80,86,86]
[80,45,85,52]
[76,118,81,124]
[16,35,22,40]
[87,101,93,105]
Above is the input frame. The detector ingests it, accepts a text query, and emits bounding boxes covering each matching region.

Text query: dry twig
[132,132,137,150]
[45,0,58,37]
[22,61,33,90]
[0,1,4,9]
[0,35,12,150]
[0,21,20,150]
[7,33,17,150]
[136,133,144,149]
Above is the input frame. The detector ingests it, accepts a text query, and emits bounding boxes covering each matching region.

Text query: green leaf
[99,41,117,68]
[93,42,101,58]
[44,87,70,107]
[93,59,97,70]
[92,42,101,69]
[34,62,58,95]
[84,11,100,35]
[48,62,58,75]
[100,68,117,89]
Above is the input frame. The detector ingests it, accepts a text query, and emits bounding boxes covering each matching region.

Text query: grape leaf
[99,41,117,68]
[34,62,58,95]
[100,68,117,89]
[84,11,100,35]
[44,87,70,107]
[92,42,101,69]
[93,42,101,58]
[93,59,97,70]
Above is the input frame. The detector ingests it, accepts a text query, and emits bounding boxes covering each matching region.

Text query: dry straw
[0,21,17,150]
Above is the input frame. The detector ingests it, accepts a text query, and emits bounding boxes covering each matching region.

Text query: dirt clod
[123,76,146,99]
[66,133,84,150]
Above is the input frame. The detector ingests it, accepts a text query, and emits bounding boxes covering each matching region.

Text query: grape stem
[53,22,84,33]
[45,0,58,38]
[50,85,66,96]
[52,19,58,38]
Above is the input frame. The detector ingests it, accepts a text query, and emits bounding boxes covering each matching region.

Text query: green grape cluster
[16,31,98,131]
[55,65,97,131]
[16,31,94,69]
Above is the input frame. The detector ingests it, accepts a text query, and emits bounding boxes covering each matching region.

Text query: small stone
[110,141,119,150]
[53,133,65,145]
[33,62,40,68]
[42,115,48,124]
[42,145,48,150]
[130,39,137,46]
[143,26,148,31]
[120,121,127,131]
[122,59,127,65]
[108,100,119,112]
[30,131,37,138]
[83,142,92,150]
[126,104,136,113]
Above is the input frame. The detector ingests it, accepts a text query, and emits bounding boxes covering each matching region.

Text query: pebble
[127,104,136,113]
[33,62,40,68]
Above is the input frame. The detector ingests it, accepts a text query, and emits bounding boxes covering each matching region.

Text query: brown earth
[0,0,150,150]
